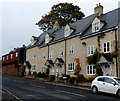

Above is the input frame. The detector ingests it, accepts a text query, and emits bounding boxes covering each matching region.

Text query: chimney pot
[94,3,103,16]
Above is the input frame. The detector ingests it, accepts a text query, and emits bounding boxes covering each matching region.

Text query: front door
[104,64,111,76]
[101,64,111,76]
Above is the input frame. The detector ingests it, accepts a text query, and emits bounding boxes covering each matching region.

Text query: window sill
[87,74,96,75]
[68,70,74,72]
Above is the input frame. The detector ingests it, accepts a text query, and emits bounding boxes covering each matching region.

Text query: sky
[1,0,120,56]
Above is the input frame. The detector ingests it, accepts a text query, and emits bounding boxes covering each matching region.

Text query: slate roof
[54,58,64,64]
[45,60,54,66]
[26,8,120,49]
[81,8,120,38]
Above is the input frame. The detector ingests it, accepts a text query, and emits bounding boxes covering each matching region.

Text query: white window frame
[95,23,100,32]
[88,45,94,56]
[93,22,100,32]
[10,54,13,59]
[16,52,18,57]
[102,41,111,53]
[86,65,96,75]
[31,65,36,71]
[64,29,71,37]
[41,67,46,73]
[68,45,74,54]
[45,35,49,44]
[49,50,53,59]
[6,56,8,60]
[59,48,64,56]
[68,62,75,71]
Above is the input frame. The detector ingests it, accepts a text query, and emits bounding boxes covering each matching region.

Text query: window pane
[107,42,110,52]
[90,66,92,74]
[88,47,90,55]
[93,66,96,74]
[97,77,105,82]
[72,63,74,70]
[87,66,89,74]
[105,78,114,84]
[91,46,93,54]
[104,43,106,52]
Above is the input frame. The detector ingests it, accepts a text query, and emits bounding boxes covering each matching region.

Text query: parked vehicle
[91,76,120,97]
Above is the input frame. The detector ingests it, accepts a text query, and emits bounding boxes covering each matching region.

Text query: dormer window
[11,54,13,59]
[93,22,100,32]
[6,56,8,60]
[31,37,35,45]
[45,34,49,44]
[92,17,105,33]
[16,52,18,57]
[95,23,100,32]
[30,36,38,45]
[64,25,71,37]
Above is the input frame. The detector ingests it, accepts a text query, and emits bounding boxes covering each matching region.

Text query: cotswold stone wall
[118,22,120,77]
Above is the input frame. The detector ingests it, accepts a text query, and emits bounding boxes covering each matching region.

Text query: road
[2,75,119,101]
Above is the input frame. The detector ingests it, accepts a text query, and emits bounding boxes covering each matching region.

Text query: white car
[91,76,120,97]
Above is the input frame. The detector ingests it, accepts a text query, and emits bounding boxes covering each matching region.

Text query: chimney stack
[94,3,103,16]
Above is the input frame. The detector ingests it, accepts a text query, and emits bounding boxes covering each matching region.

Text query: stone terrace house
[2,46,26,76]
[26,4,120,78]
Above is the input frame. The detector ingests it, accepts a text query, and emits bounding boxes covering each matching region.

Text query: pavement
[2,89,19,101]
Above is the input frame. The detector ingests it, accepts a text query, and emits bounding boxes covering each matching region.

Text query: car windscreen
[114,78,120,83]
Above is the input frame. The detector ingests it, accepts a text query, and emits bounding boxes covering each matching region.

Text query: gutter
[64,39,67,75]
[47,44,49,60]
[80,27,117,40]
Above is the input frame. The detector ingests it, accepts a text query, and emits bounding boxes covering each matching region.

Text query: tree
[36,3,85,31]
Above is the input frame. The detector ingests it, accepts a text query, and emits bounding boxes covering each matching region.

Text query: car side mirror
[111,82,116,86]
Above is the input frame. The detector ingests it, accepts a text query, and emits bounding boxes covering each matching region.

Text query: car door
[103,77,118,94]
[97,77,105,92]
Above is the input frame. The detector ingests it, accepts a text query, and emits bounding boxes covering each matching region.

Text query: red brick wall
[3,64,19,76]
[2,51,18,65]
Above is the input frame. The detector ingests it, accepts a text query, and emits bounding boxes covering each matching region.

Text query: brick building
[2,46,26,76]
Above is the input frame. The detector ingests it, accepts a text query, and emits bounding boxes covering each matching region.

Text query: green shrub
[37,72,42,78]
[86,75,97,82]
[76,74,85,83]
[41,73,46,78]
[33,71,37,77]
[68,77,76,84]
[28,71,31,75]
[49,75,55,82]
[95,64,103,76]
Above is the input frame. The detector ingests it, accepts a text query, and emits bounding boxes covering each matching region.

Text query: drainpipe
[64,39,67,75]
[115,29,118,77]
[47,44,49,60]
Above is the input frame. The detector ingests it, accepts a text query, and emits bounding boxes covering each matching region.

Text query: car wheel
[117,90,120,98]
[92,86,98,94]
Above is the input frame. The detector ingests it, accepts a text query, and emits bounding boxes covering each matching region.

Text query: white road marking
[2,88,21,101]
[56,90,86,97]
[30,84,46,88]
[13,80,24,83]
